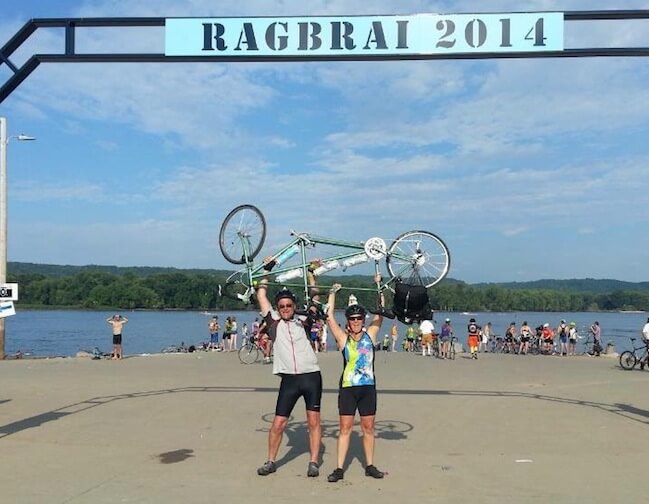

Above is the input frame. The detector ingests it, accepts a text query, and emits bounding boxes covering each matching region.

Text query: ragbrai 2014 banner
[165,13,564,57]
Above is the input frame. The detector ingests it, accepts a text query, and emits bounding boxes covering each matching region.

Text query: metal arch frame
[1,10,649,104]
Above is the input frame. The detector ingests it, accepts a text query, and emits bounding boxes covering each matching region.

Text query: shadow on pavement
[1,385,648,440]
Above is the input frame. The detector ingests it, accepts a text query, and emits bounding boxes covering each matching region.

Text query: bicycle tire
[386,230,450,288]
[449,342,456,360]
[238,343,259,364]
[219,204,266,264]
[619,350,637,370]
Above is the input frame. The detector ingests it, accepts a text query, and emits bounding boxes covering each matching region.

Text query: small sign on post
[0,301,16,318]
[0,283,18,301]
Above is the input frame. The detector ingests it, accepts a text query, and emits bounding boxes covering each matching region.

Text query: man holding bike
[254,272,322,478]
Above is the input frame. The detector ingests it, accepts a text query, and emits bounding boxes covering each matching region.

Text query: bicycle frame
[627,338,649,357]
[219,204,451,308]
[229,231,413,306]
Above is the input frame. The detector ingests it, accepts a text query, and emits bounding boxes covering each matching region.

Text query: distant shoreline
[12,305,646,314]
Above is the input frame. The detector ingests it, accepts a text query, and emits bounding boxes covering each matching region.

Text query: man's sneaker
[257,461,277,476]
[365,464,384,479]
[307,461,319,477]
[327,468,344,482]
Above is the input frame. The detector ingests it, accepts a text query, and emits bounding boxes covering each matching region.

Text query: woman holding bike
[325,276,385,483]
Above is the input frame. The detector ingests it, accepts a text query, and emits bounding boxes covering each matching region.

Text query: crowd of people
[106,311,649,365]
[390,317,607,358]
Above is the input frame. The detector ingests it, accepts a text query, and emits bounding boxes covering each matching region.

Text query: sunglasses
[278,303,294,309]
[347,316,364,321]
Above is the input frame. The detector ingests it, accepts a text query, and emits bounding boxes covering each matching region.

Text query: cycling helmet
[274,288,297,304]
[345,304,367,319]
[445,318,451,323]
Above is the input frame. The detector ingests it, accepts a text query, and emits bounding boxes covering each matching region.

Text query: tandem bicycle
[218,204,451,322]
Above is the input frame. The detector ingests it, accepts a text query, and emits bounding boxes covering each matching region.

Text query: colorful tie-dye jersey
[340,332,375,388]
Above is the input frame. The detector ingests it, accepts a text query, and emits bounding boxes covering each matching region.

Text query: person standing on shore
[467,318,481,360]
[255,269,322,478]
[106,314,128,360]
[557,320,569,356]
[440,318,453,359]
[419,314,435,357]
[541,323,554,354]
[390,320,398,352]
[568,322,579,356]
[325,278,385,482]
[590,321,602,356]
[519,321,532,355]
[208,316,220,351]
[480,321,490,353]
[230,316,238,351]
[405,325,416,352]
[504,322,517,354]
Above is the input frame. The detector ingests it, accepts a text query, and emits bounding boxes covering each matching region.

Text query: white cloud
[12,181,105,202]
[2,0,649,281]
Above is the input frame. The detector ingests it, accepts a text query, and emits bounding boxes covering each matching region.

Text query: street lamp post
[0,117,35,359]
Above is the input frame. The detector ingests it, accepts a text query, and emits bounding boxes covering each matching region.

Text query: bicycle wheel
[619,351,637,370]
[386,230,450,288]
[449,341,456,360]
[238,343,259,364]
[219,205,266,264]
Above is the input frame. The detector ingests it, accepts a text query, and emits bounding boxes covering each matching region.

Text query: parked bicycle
[219,205,451,317]
[238,335,273,365]
[619,337,649,371]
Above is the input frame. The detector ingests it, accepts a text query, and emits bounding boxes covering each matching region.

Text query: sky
[0,0,648,283]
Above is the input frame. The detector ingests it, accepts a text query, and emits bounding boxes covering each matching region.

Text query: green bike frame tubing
[232,232,424,299]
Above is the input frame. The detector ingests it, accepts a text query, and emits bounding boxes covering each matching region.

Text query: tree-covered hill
[476,278,649,293]
[8,261,232,278]
[7,262,649,312]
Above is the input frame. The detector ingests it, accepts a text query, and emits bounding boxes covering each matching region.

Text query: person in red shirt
[541,323,554,354]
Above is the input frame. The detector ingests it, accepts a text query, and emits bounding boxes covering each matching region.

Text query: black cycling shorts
[338,385,377,417]
[275,371,322,417]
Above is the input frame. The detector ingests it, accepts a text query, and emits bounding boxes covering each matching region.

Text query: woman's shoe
[327,468,344,482]
[365,464,384,479]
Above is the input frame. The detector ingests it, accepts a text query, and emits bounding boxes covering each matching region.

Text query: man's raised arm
[256,278,272,316]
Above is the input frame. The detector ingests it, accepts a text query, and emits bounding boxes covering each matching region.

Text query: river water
[4,309,647,358]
